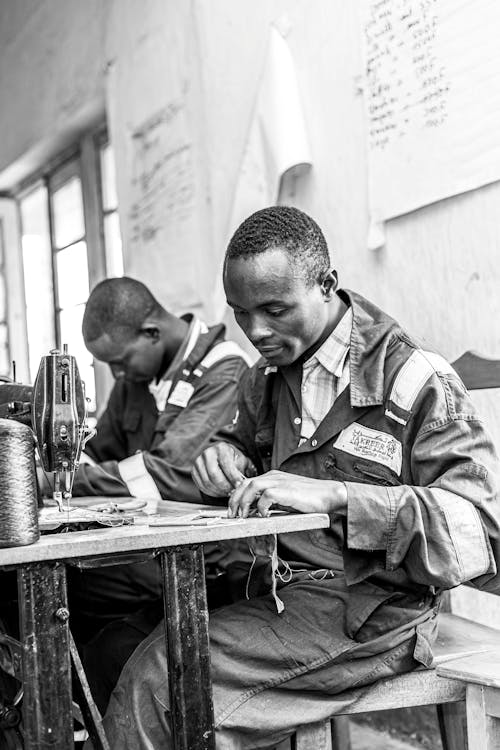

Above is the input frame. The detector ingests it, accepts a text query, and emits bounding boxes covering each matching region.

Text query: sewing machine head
[32,346,88,506]
[0,346,90,508]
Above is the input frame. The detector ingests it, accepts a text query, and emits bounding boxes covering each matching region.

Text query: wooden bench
[437,651,500,749]
[287,352,500,750]
[288,613,500,750]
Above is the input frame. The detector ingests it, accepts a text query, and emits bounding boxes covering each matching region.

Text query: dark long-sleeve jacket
[72,321,250,503]
[219,289,500,596]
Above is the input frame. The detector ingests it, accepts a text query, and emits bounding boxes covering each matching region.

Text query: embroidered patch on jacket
[333,423,402,474]
[167,380,195,408]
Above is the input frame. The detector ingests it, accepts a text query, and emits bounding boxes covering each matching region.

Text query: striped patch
[118,453,161,512]
[434,489,490,580]
[389,350,456,414]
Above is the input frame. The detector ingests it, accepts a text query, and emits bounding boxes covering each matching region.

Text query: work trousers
[92,574,438,750]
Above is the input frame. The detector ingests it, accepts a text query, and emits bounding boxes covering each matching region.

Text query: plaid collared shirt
[299,306,353,443]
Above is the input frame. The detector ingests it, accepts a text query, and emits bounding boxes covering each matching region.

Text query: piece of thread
[0,419,39,547]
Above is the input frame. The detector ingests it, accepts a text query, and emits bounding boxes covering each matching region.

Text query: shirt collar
[303,306,353,377]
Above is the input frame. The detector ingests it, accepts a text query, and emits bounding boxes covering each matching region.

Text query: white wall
[0,0,499,440]
[0,0,107,188]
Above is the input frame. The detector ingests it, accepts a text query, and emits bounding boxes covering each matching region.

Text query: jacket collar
[160,315,226,383]
[256,289,402,408]
[180,315,226,370]
[339,289,401,407]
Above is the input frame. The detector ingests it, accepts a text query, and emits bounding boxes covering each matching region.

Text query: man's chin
[260,347,294,367]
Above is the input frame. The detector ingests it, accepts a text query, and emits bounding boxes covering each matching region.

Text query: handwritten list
[129,101,195,247]
[366,0,450,151]
[362,0,500,227]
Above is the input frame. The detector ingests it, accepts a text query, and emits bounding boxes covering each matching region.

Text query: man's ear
[320,270,338,299]
[140,325,160,341]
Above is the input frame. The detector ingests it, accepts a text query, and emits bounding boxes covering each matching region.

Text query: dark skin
[192,246,348,518]
[85,310,188,384]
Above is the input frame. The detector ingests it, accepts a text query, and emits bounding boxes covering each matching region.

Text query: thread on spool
[0,418,40,547]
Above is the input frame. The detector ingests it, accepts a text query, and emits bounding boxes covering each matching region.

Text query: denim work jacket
[220,290,500,600]
[73,319,249,502]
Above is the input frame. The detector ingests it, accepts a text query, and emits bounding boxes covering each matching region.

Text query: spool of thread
[0,418,40,547]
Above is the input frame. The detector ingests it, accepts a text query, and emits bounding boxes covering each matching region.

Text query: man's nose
[247,315,272,344]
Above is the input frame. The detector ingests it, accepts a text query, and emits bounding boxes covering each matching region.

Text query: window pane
[56,241,90,308]
[59,304,96,413]
[104,212,124,277]
[0,274,6,322]
[52,176,85,249]
[100,142,119,211]
[19,185,56,380]
[0,229,9,376]
[0,323,9,377]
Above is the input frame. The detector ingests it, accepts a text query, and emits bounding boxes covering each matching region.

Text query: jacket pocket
[325,451,400,487]
[344,584,396,640]
[413,616,438,668]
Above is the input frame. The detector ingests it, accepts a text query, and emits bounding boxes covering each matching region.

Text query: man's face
[224,247,332,366]
[87,331,163,383]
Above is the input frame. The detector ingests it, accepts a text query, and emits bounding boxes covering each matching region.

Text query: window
[99,137,124,278]
[0,222,9,376]
[17,130,123,414]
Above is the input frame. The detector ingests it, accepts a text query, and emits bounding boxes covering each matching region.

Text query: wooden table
[0,502,329,750]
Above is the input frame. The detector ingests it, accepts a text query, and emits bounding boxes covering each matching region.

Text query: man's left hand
[228,470,347,518]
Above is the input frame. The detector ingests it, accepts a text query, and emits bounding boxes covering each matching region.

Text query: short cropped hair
[82,277,162,345]
[225,206,331,286]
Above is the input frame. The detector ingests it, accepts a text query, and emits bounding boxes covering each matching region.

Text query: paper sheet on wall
[105,11,207,313]
[212,27,312,325]
[362,0,500,247]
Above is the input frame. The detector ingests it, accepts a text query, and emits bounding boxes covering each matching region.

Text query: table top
[0,500,329,566]
[437,650,500,689]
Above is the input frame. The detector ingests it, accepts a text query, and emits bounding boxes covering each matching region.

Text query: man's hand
[192,442,257,497]
[227,470,348,518]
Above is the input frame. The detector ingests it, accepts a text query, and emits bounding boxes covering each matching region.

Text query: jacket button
[311,439,318,447]
[294,417,301,425]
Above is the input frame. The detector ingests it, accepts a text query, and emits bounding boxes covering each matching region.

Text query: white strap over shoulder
[200,341,253,369]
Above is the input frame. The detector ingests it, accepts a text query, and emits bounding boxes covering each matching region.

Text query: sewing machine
[0,346,91,508]
[0,346,91,747]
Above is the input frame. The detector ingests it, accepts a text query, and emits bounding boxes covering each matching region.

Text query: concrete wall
[0,0,499,441]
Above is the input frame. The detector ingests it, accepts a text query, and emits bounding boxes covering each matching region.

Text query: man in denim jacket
[96,207,500,749]
[68,276,250,665]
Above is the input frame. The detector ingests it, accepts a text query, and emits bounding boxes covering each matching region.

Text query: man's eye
[267,309,286,318]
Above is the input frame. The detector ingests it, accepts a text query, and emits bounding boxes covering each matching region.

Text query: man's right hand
[192,442,257,497]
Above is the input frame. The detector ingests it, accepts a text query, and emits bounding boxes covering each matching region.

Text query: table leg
[18,561,73,750]
[161,545,215,750]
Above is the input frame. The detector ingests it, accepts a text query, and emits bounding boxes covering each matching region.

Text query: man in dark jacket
[95,209,500,749]
[67,276,250,645]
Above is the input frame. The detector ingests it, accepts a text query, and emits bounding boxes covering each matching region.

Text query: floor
[351,721,422,750]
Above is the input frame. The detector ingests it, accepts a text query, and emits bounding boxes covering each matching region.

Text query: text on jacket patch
[333,422,402,475]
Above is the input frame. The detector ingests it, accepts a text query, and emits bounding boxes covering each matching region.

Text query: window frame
[15,124,119,414]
